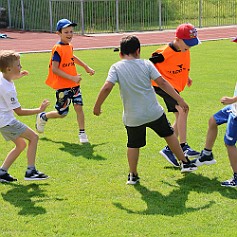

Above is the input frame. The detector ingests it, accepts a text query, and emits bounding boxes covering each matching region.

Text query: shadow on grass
[40,137,106,160]
[113,173,237,216]
[1,183,59,216]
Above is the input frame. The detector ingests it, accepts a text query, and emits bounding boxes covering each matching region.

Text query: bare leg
[20,127,39,166]
[164,134,187,162]
[205,116,218,150]
[127,147,139,174]
[74,104,85,130]
[1,137,26,170]
[226,145,237,173]
[45,111,65,119]
[175,105,188,144]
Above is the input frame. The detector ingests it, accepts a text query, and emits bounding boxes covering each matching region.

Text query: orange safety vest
[151,45,190,92]
[45,43,79,89]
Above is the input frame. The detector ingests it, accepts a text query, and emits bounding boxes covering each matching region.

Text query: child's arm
[14,99,50,116]
[221,96,237,105]
[73,55,95,76]
[154,76,189,113]
[93,81,114,116]
[14,70,29,80]
[52,61,81,83]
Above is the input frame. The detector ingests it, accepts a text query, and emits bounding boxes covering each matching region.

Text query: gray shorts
[0,120,27,141]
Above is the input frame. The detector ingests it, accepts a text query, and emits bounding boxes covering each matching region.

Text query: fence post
[116,0,119,32]
[158,0,162,30]
[21,0,25,30]
[80,0,85,35]
[199,0,202,28]
[49,0,53,33]
[7,0,11,28]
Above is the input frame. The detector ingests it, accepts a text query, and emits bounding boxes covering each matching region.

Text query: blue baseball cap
[56,19,77,31]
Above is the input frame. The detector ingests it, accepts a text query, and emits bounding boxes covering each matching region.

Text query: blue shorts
[55,86,83,115]
[214,105,237,146]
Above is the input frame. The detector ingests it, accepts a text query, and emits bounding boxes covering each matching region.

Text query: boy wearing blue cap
[36,19,95,143]
[149,23,200,167]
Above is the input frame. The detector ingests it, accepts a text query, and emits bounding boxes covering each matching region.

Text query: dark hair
[120,35,140,56]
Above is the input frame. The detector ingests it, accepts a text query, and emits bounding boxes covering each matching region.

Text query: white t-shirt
[106,58,164,126]
[0,72,21,128]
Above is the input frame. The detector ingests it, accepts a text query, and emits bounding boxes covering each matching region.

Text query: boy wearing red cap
[36,19,95,143]
[191,39,237,187]
[150,23,200,167]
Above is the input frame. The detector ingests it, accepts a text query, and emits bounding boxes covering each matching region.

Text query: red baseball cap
[175,23,200,47]
[232,37,237,43]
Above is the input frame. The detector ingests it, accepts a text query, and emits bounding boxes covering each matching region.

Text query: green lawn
[1,39,237,236]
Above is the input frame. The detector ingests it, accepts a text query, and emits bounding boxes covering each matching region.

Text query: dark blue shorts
[125,113,174,148]
[55,86,83,115]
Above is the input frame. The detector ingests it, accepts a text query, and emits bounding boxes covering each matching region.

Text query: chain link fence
[0,0,236,34]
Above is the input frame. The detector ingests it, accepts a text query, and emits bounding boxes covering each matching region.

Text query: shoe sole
[126,180,139,185]
[195,159,217,167]
[181,167,197,173]
[221,184,237,188]
[24,177,49,181]
[159,151,180,168]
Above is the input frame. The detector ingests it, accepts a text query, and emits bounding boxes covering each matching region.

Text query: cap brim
[62,23,77,29]
[232,37,237,43]
[183,38,200,47]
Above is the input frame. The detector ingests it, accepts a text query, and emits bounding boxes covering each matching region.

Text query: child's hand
[72,74,82,83]
[39,99,50,112]
[15,70,29,79]
[221,96,234,105]
[86,66,95,76]
[93,105,102,116]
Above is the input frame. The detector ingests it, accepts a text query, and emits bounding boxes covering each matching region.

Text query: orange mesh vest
[45,43,78,89]
[151,45,190,92]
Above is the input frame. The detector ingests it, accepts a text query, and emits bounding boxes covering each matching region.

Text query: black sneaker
[182,144,200,158]
[192,150,217,167]
[181,159,197,173]
[221,177,237,188]
[24,169,49,181]
[0,172,17,183]
[126,173,140,185]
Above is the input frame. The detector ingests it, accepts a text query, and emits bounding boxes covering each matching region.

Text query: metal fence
[0,0,237,34]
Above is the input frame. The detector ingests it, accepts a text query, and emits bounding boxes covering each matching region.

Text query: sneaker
[182,144,200,158]
[0,172,17,182]
[180,160,197,173]
[192,150,217,167]
[126,173,140,185]
[159,146,180,167]
[24,169,49,181]
[221,177,237,187]
[79,133,89,143]
[36,112,47,133]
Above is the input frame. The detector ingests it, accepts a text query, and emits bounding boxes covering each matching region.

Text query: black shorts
[125,113,174,148]
[154,86,178,112]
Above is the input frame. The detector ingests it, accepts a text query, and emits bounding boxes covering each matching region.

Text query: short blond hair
[0,50,20,73]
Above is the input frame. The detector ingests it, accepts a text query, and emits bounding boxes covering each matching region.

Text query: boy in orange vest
[150,23,200,167]
[36,19,95,143]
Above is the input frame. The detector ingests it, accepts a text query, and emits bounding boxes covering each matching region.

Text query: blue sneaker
[159,146,180,167]
[221,177,237,187]
[182,144,200,158]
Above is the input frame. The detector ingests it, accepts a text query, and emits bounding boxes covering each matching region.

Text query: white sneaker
[36,113,47,133]
[79,133,89,143]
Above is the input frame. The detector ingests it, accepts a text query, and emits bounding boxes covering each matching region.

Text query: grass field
[1,39,237,237]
